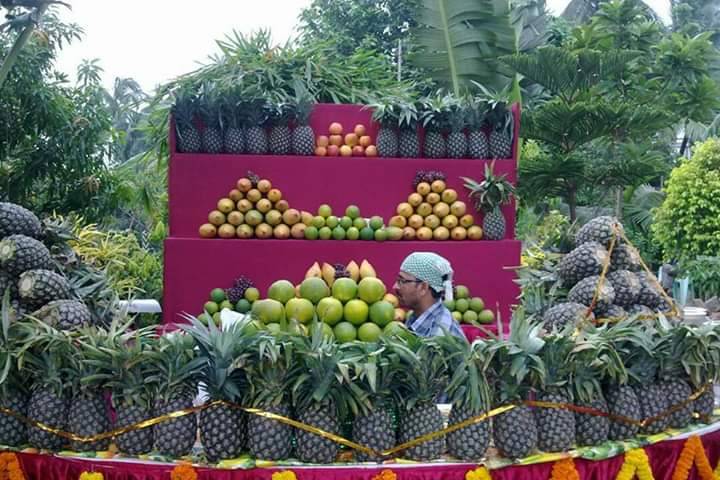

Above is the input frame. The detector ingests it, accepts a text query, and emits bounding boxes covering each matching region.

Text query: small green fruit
[203,301,219,315]
[244,287,260,302]
[319,226,333,240]
[210,288,226,303]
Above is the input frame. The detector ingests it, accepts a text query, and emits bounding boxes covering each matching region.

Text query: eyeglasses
[396,277,423,285]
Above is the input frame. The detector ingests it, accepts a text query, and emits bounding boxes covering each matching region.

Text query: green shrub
[652,138,720,261]
[681,256,720,301]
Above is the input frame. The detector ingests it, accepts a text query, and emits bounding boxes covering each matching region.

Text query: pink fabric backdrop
[162,238,521,326]
[15,428,720,479]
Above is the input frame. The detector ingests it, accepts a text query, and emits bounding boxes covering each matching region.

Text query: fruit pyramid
[315,122,378,158]
[541,216,674,329]
[301,204,390,241]
[390,171,483,241]
[199,171,310,240]
[443,284,495,326]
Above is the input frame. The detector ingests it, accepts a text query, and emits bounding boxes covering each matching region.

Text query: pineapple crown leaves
[268,102,297,127]
[290,327,366,418]
[244,98,272,127]
[62,319,135,394]
[180,314,259,402]
[434,334,493,412]
[537,333,575,393]
[171,87,199,128]
[665,323,720,387]
[473,82,513,134]
[461,161,516,213]
[0,291,28,396]
[419,92,453,130]
[338,341,398,414]
[367,98,401,126]
[487,314,546,403]
[245,334,299,408]
[569,325,628,403]
[88,324,157,410]
[385,335,449,411]
[145,330,205,402]
[604,318,658,386]
[17,318,74,397]
[446,97,470,133]
[397,100,420,129]
[292,78,316,125]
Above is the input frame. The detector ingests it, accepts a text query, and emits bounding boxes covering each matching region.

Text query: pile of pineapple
[173,88,316,156]
[372,94,514,160]
[541,216,670,330]
[1,308,717,465]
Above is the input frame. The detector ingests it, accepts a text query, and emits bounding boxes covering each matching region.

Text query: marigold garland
[551,458,580,480]
[170,463,197,480]
[465,466,492,480]
[0,452,25,480]
[616,448,654,480]
[671,436,715,480]
[78,473,104,480]
[272,471,298,480]
[371,470,397,480]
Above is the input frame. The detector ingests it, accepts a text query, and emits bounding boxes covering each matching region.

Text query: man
[393,252,464,338]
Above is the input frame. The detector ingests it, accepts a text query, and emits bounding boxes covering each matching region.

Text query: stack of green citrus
[443,284,495,326]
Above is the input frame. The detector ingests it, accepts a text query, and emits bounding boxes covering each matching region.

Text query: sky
[56,0,672,94]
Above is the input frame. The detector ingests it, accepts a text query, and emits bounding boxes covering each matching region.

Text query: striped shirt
[407,301,464,338]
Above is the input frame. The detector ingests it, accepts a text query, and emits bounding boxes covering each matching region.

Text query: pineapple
[245,99,270,155]
[31,299,92,331]
[534,334,576,452]
[570,324,627,447]
[0,294,29,447]
[0,270,18,301]
[291,83,316,156]
[182,315,258,462]
[397,101,420,158]
[488,107,513,159]
[420,95,449,158]
[147,331,202,458]
[18,269,70,309]
[198,85,224,154]
[604,321,657,439]
[636,272,663,309]
[391,335,448,461]
[575,216,624,249]
[435,334,492,461]
[490,315,545,459]
[568,275,616,312]
[172,90,202,153]
[0,235,52,276]
[673,323,720,423]
[268,103,294,155]
[606,270,641,307]
[446,100,468,159]
[557,242,610,286]
[97,324,157,455]
[291,329,363,464]
[341,340,398,463]
[65,326,119,452]
[371,101,399,157]
[657,325,695,429]
[22,321,71,451]
[462,161,515,240]
[0,202,42,239]
[542,302,591,330]
[610,244,641,272]
[221,95,246,154]
[245,334,299,461]
[467,100,489,159]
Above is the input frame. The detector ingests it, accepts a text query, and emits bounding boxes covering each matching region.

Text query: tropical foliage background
[1,0,719,320]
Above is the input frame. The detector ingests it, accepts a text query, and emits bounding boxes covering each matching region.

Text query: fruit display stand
[164,104,521,331]
[9,421,720,479]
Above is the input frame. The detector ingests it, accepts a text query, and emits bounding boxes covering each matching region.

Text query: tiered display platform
[163,104,521,330]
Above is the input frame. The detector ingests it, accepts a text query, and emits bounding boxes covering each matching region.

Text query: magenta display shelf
[168,153,517,238]
[162,238,521,326]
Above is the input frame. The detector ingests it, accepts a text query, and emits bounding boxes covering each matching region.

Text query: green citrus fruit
[285,298,315,324]
[470,297,485,312]
[346,227,360,240]
[317,297,344,326]
[299,277,330,304]
[304,226,319,240]
[346,205,361,219]
[455,298,469,313]
[332,278,358,303]
[244,287,260,302]
[333,322,357,343]
[319,226,333,240]
[478,309,495,324]
[358,277,387,304]
[235,299,251,313]
[203,301,219,315]
[358,323,382,342]
[210,288,226,303]
[369,301,394,327]
[344,299,369,326]
[267,280,295,304]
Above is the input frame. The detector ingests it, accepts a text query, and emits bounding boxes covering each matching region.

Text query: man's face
[393,271,426,308]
